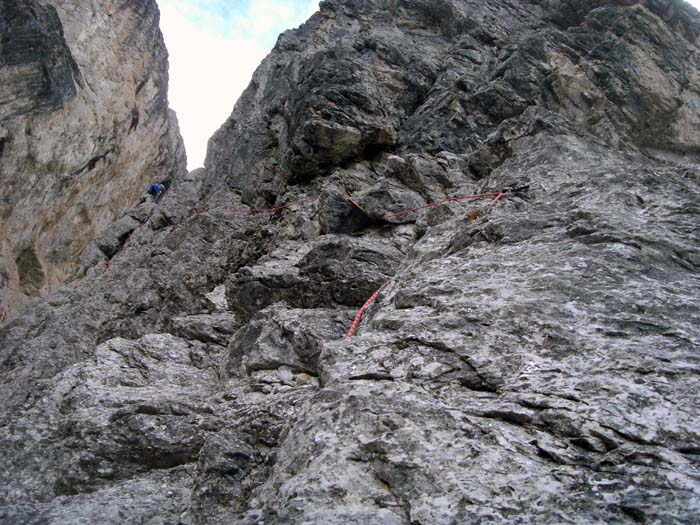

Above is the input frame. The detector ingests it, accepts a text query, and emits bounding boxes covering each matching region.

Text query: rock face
[0,0,185,323]
[1,0,700,523]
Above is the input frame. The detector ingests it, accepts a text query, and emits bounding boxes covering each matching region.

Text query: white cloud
[248,1,296,36]
[158,0,320,170]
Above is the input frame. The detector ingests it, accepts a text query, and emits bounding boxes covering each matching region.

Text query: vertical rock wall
[0,0,185,323]
[0,0,699,523]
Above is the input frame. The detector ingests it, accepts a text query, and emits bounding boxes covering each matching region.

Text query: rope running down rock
[186,188,523,335]
[346,281,390,338]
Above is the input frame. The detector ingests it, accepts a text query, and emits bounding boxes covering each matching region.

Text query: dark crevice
[135,76,149,95]
[129,106,140,132]
[246,362,319,377]
[619,505,647,524]
[349,372,394,381]
[402,337,501,393]
[141,449,201,470]
[70,56,85,89]
[676,446,700,456]
[72,149,114,176]
[535,444,566,464]
[600,424,661,448]
[362,141,394,161]
[479,409,533,426]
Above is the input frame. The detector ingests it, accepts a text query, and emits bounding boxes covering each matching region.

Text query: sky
[157,0,320,170]
[158,0,700,171]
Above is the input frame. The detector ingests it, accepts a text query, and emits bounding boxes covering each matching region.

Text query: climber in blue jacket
[146,182,164,201]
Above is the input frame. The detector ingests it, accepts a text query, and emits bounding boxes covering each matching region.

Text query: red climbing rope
[190,189,512,220]
[378,192,502,220]
[344,193,366,212]
[341,190,511,336]
[490,192,504,205]
[346,281,390,338]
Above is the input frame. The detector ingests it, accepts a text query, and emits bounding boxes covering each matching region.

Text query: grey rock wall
[0,0,699,523]
[0,1,76,119]
[0,0,185,323]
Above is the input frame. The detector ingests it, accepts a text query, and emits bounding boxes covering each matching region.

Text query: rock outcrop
[1,0,700,523]
[0,0,185,323]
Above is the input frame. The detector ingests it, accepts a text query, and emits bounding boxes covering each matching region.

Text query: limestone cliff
[0,0,185,323]
[1,1,699,524]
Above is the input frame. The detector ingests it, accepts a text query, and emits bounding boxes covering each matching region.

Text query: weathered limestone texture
[1,1,699,523]
[0,0,185,323]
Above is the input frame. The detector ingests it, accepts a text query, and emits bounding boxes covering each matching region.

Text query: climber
[146,182,164,202]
